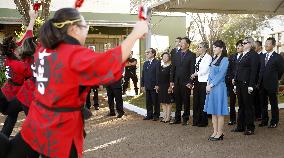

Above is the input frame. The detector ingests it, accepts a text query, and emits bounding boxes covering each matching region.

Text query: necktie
[181,52,186,62]
[237,53,243,62]
[265,53,269,66]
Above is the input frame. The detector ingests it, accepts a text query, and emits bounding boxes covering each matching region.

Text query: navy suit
[258,51,284,124]
[141,59,160,118]
[106,78,124,115]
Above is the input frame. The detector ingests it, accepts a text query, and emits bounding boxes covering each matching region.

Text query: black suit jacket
[259,51,284,93]
[235,50,259,87]
[227,53,238,80]
[170,49,196,85]
[106,78,122,89]
[141,59,160,90]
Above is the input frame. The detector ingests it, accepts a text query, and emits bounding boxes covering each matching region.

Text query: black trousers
[145,89,159,118]
[192,82,207,125]
[0,90,9,114]
[236,82,255,131]
[123,73,138,93]
[260,88,279,124]
[174,82,191,121]
[5,133,78,158]
[253,88,262,119]
[228,82,237,122]
[85,86,99,109]
[106,87,124,115]
[1,98,24,137]
[0,132,10,158]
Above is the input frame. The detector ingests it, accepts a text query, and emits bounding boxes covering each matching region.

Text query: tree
[14,0,51,26]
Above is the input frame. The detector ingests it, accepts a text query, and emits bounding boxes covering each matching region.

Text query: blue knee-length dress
[204,57,229,115]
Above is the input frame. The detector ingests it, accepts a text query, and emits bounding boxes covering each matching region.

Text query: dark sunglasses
[242,42,250,45]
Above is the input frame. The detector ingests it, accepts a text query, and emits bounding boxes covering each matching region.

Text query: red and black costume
[18,36,125,158]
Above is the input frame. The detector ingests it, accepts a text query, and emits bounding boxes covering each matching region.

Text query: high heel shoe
[210,134,224,141]
[208,134,216,140]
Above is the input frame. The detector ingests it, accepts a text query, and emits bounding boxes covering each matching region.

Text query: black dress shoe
[244,130,254,135]
[170,120,181,124]
[192,123,198,126]
[228,121,236,125]
[210,134,224,141]
[268,123,277,128]
[117,113,124,118]
[143,116,153,120]
[153,117,159,121]
[107,113,116,116]
[231,128,244,132]
[258,122,268,127]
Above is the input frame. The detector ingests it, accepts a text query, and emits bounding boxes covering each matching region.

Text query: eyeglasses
[242,42,250,45]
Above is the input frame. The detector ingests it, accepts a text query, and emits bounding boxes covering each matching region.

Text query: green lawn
[124,93,284,110]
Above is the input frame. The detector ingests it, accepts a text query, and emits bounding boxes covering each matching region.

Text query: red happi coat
[16,57,35,107]
[21,40,124,158]
[1,58,32,101]
[1,30,33,101]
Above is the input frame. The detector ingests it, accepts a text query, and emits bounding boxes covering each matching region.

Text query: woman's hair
[19,37,37,59]
[161,52,171,61]
[212,40,227,66]
[40,8,82,49]
[0,36,18,59]
[199,42,209,49]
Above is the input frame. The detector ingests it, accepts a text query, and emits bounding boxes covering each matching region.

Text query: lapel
[265,51,276,67]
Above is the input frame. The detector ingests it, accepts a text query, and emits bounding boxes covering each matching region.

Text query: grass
[124,93,284,110]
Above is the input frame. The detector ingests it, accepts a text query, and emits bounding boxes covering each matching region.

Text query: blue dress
[204,57,229,115]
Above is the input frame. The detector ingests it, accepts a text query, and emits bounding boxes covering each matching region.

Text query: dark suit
[141,58,160,118]
[258,51,284,124]
[226,53,239,122]
[106,78,124,115]
[253,52,264,119]
[170,49,196,122]
[235,50,259,131]
[85,86,99,109]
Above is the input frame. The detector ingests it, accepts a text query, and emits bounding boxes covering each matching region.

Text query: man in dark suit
[226,40,243,125]
[232,37,259,135]
[85,86,99,110]
[106,78,124,118]
[170,37,196,125]
[254,40,264,121]
[258,37,284,128]
[141,48,160,121]
[170,37,181,60]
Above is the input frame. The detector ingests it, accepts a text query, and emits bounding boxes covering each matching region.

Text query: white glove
[248,87,253,94]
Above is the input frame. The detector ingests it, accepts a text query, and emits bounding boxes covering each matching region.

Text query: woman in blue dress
[204,40,229,141]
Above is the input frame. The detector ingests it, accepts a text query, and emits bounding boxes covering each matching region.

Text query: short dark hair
[0,36,18,59]
[149,48,156,57]
[236,40,243,47]
[266,37,276,46]
[182,37,191,45]
[255,40,262,47]
[161,52,171,60]
[176,37,182,40]
[20,37,37,59]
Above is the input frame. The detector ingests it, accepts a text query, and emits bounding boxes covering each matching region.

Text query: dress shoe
[255,117,262,121]
[268,123,277,128]
[258,122,268,127]
[182,121,189,126]
[107,113,116,117]
[231,128,244,132]
[244,130,254,135]
[197,123,208,127]
[192,123,198,126]
[143,116,153,120]
[228,121,236,125]
[153,117,159,121]
[210,134,224,141]
[117,113,124,118]
[164,120,170,123]
[170,120,181,124]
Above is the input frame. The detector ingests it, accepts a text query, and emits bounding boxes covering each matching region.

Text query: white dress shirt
[195,53,212,82]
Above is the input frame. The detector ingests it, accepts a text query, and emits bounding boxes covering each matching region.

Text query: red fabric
[16,30,33,46]
[1,58,32,101]
[21,43,124,158]
[16,78,35,107]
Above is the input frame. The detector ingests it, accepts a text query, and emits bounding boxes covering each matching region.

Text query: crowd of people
[0,6,283,158]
